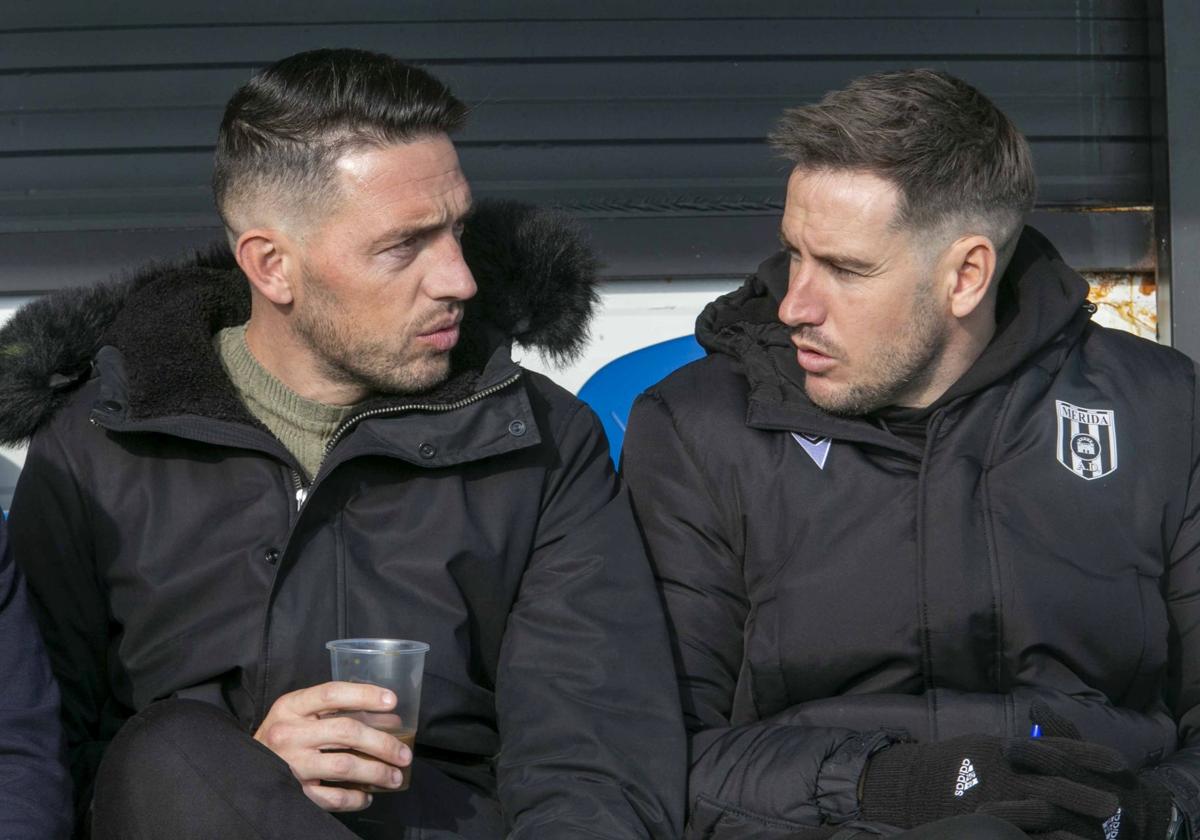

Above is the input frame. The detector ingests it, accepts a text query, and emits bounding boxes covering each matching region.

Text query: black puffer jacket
[622,227,1200,839]
[0,203,685,839]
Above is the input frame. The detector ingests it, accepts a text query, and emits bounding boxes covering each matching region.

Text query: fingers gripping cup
[326,638,429,792]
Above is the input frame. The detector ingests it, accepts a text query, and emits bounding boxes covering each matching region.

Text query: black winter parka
[622,228,1200,839]
[0,204,686,839]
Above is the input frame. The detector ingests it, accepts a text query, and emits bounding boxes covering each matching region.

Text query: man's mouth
[792,340,838,374]
[417,316,462,352]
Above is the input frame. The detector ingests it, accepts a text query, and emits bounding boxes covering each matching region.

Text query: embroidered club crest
[1055,400,1117,480]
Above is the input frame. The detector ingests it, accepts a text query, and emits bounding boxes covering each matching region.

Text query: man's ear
[943,235,998,319]
[234,229,296,306]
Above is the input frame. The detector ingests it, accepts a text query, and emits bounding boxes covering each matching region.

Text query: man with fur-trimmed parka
[0,49,684,840]
[623,71,1200,840]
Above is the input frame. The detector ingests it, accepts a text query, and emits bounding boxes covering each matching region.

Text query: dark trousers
[91,699,505,840]
[90,700,1025,840]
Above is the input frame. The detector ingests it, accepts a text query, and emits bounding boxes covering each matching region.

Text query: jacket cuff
[815,730,897,824]
[1143,764,1198,838]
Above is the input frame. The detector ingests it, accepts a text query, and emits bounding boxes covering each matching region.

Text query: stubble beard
[292,268,455,397]
[803,278,951,416]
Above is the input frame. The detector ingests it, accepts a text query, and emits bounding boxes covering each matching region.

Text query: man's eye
[830,264,860,278]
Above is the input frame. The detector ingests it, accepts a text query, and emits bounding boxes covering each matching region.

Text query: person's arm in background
[0,514,72,838]
[8,416,116,833]
[495,398,686,840]
[622,390,892,839]
[1143,362,1200,839]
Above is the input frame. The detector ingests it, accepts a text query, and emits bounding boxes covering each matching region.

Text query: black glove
[860,732,1172,839]
[1010,702,1177,840]
[985,735,1173,840]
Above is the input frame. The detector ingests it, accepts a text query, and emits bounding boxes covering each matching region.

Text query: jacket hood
[695,225,1094,428]
[0,199,599,445]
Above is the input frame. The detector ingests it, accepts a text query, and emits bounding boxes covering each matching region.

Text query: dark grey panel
[1,96,1151,154]
[0,59,1150,112]
[0,142,1151,195]
[0,19,1148,71]
[4,0,1146,29]
[0,141,1126,197]
[589,210,1155,280]
[0,1,1156,296]
[0,209,1153,295]
[1155,0,1200,360]
[0,138,1153,239]
[467,140,1152,205]
[0,228,226,293]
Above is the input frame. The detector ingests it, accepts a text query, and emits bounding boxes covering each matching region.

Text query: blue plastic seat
[577,334,705,464]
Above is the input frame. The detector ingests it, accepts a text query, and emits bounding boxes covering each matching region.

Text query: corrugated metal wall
[1,0,1155,292]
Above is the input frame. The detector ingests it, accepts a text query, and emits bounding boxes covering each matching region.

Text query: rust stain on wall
[1082,271,1156,340]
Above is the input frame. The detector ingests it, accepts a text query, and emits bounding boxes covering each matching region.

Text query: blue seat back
[577,335,705,464]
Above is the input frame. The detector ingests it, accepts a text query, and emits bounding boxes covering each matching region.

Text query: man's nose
[777,266,825,327]
[429,234,477,302]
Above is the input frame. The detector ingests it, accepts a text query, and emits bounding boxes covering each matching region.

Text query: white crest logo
[791,432,832,470]
[1055,400,1118,480]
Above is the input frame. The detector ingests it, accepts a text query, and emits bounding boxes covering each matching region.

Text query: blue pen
[1030,724,1042,738]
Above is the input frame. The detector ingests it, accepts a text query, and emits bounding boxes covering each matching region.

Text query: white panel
[0,298,32,321]
[514,278,739,394]
[0,299,33,510]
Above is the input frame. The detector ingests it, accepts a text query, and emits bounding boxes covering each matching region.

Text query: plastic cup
[326,638,429,792]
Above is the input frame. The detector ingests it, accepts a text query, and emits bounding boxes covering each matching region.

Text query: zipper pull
[295,486,309,507]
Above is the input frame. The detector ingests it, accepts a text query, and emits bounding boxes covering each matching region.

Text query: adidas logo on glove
[952,758,979,797]
[1103,808,1122,840]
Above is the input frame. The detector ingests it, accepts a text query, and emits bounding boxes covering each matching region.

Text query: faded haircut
[213,48,467,237]
[769,69,1036,266]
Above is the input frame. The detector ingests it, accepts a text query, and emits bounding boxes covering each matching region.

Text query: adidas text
[953,758,979,797]
[1103,807,1122,840]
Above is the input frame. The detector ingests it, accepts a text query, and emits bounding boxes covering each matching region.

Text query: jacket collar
[0,200,598,445]
[695,225,1095,444]
[91,264,513,427]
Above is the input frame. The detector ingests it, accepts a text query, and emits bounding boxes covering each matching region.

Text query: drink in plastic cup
[326,638,429,792]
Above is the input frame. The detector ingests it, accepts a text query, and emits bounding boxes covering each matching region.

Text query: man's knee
[93,700,246,832]
[100,699,240,779]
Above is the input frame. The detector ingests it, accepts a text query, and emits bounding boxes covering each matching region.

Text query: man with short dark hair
[623,69,1200,840]
[1,49,684,839]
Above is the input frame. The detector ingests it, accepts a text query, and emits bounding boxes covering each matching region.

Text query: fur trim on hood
[0,200,599,445]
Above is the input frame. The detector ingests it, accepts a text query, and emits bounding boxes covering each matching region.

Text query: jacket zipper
[290,469,307,508]
[291,371,523,509]
[259,370,524,719]
[915,411,944,735]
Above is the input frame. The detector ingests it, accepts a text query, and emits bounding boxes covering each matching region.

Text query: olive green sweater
[215,325,358,480]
